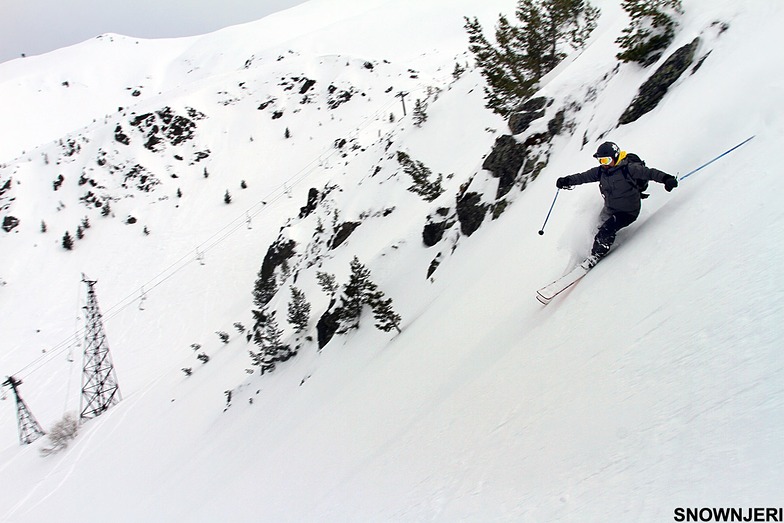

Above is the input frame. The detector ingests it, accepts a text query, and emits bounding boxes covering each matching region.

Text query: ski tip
[536,293,551,305]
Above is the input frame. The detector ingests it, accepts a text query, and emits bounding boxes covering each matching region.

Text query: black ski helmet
[594,141,620,162]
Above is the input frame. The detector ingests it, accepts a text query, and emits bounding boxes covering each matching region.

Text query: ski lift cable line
[11,94,403,380]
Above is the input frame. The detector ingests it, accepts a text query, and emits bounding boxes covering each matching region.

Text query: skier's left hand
[664,175,678,192]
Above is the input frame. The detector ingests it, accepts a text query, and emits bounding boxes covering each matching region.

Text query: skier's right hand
[556,177,571,190]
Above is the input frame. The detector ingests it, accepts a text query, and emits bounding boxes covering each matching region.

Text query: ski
[536,258,595,305]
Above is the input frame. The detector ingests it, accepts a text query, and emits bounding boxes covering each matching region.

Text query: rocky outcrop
[299,188,319,219]
[482,135,528,199]
[253,237,297,308]
[422,208,454,247]
[455,192,487,237]
[508,96,548,135]
[2,215,19,232]
[317,301,341,349]
[329,221,361,250]
[619,38,700,126]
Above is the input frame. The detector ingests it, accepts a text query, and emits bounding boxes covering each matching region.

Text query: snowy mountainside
[1,0,784,521]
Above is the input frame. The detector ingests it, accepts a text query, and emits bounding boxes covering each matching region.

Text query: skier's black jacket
[559,151,672,215]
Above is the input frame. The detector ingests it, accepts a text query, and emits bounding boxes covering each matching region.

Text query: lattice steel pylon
[3,376,46,445]
[80,275,121,420]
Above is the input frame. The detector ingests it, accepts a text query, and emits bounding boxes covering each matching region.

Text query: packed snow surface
[0,0,782,521]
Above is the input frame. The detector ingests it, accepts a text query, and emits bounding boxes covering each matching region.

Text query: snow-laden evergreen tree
[287,286,311,333]
[62,231,74,250]
[368,292,402,334]
[412,99,428,127]
[452,62,466,80]
[465,0,599,115]
[616,0,683,65]
[316,271,338,298]
[396,151,444,202]
[336,256,402,334]
[250,311,290,375]
[338,257,374,332]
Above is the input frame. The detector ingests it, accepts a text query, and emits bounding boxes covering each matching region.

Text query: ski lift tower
[3,376,46,445]
[80,275,121,420]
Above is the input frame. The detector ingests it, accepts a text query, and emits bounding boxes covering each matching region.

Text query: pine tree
[464,15,529,115]
[250,311,289,374]
[316,271,338,297]
[224,190,232,204]
[465,0,599,115]
[62,231,74,250]
[368,292,402,333]
[616,0,683,65]
[287,286,311,333]
[396,151,444,201]
[412,99,428,127]
[338,257,375,332]
[452,62,466,80]
[40,221,47,233]
[335,257,402,335]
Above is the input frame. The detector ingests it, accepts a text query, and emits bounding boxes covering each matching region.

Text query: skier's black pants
[592,210,638,257]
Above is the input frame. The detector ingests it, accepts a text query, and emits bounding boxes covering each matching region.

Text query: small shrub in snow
[40,413,78,456]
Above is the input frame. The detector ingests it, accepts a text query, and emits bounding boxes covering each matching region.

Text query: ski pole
[538,189,560,235]
[679,135,755,181]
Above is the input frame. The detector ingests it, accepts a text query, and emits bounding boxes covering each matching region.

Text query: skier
[556,141,678,268]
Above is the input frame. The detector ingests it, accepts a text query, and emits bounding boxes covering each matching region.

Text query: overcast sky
[0,0,309,64]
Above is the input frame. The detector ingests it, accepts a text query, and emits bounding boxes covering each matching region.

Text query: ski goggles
[596,156,614,165]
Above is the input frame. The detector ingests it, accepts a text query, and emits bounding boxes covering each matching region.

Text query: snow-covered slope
[1,0,782,521]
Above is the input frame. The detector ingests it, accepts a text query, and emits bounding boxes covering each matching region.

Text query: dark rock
[299,78,317,94]
[508,96,548,135]
[547,109,566,137]
[114,125,130,145]
[2,215,20,232]
[456,192,487,237]
[482,135,527,199]
[422,220,451,247]
[299,188,319,219]
[255,238,297,307]
[427,255,441,279]
[317,300,341,349]
[619,38,700,126]
[329,221,361,250]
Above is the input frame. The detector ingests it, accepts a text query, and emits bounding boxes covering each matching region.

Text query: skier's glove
[556,177,572,190]
[663,175,678,192]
